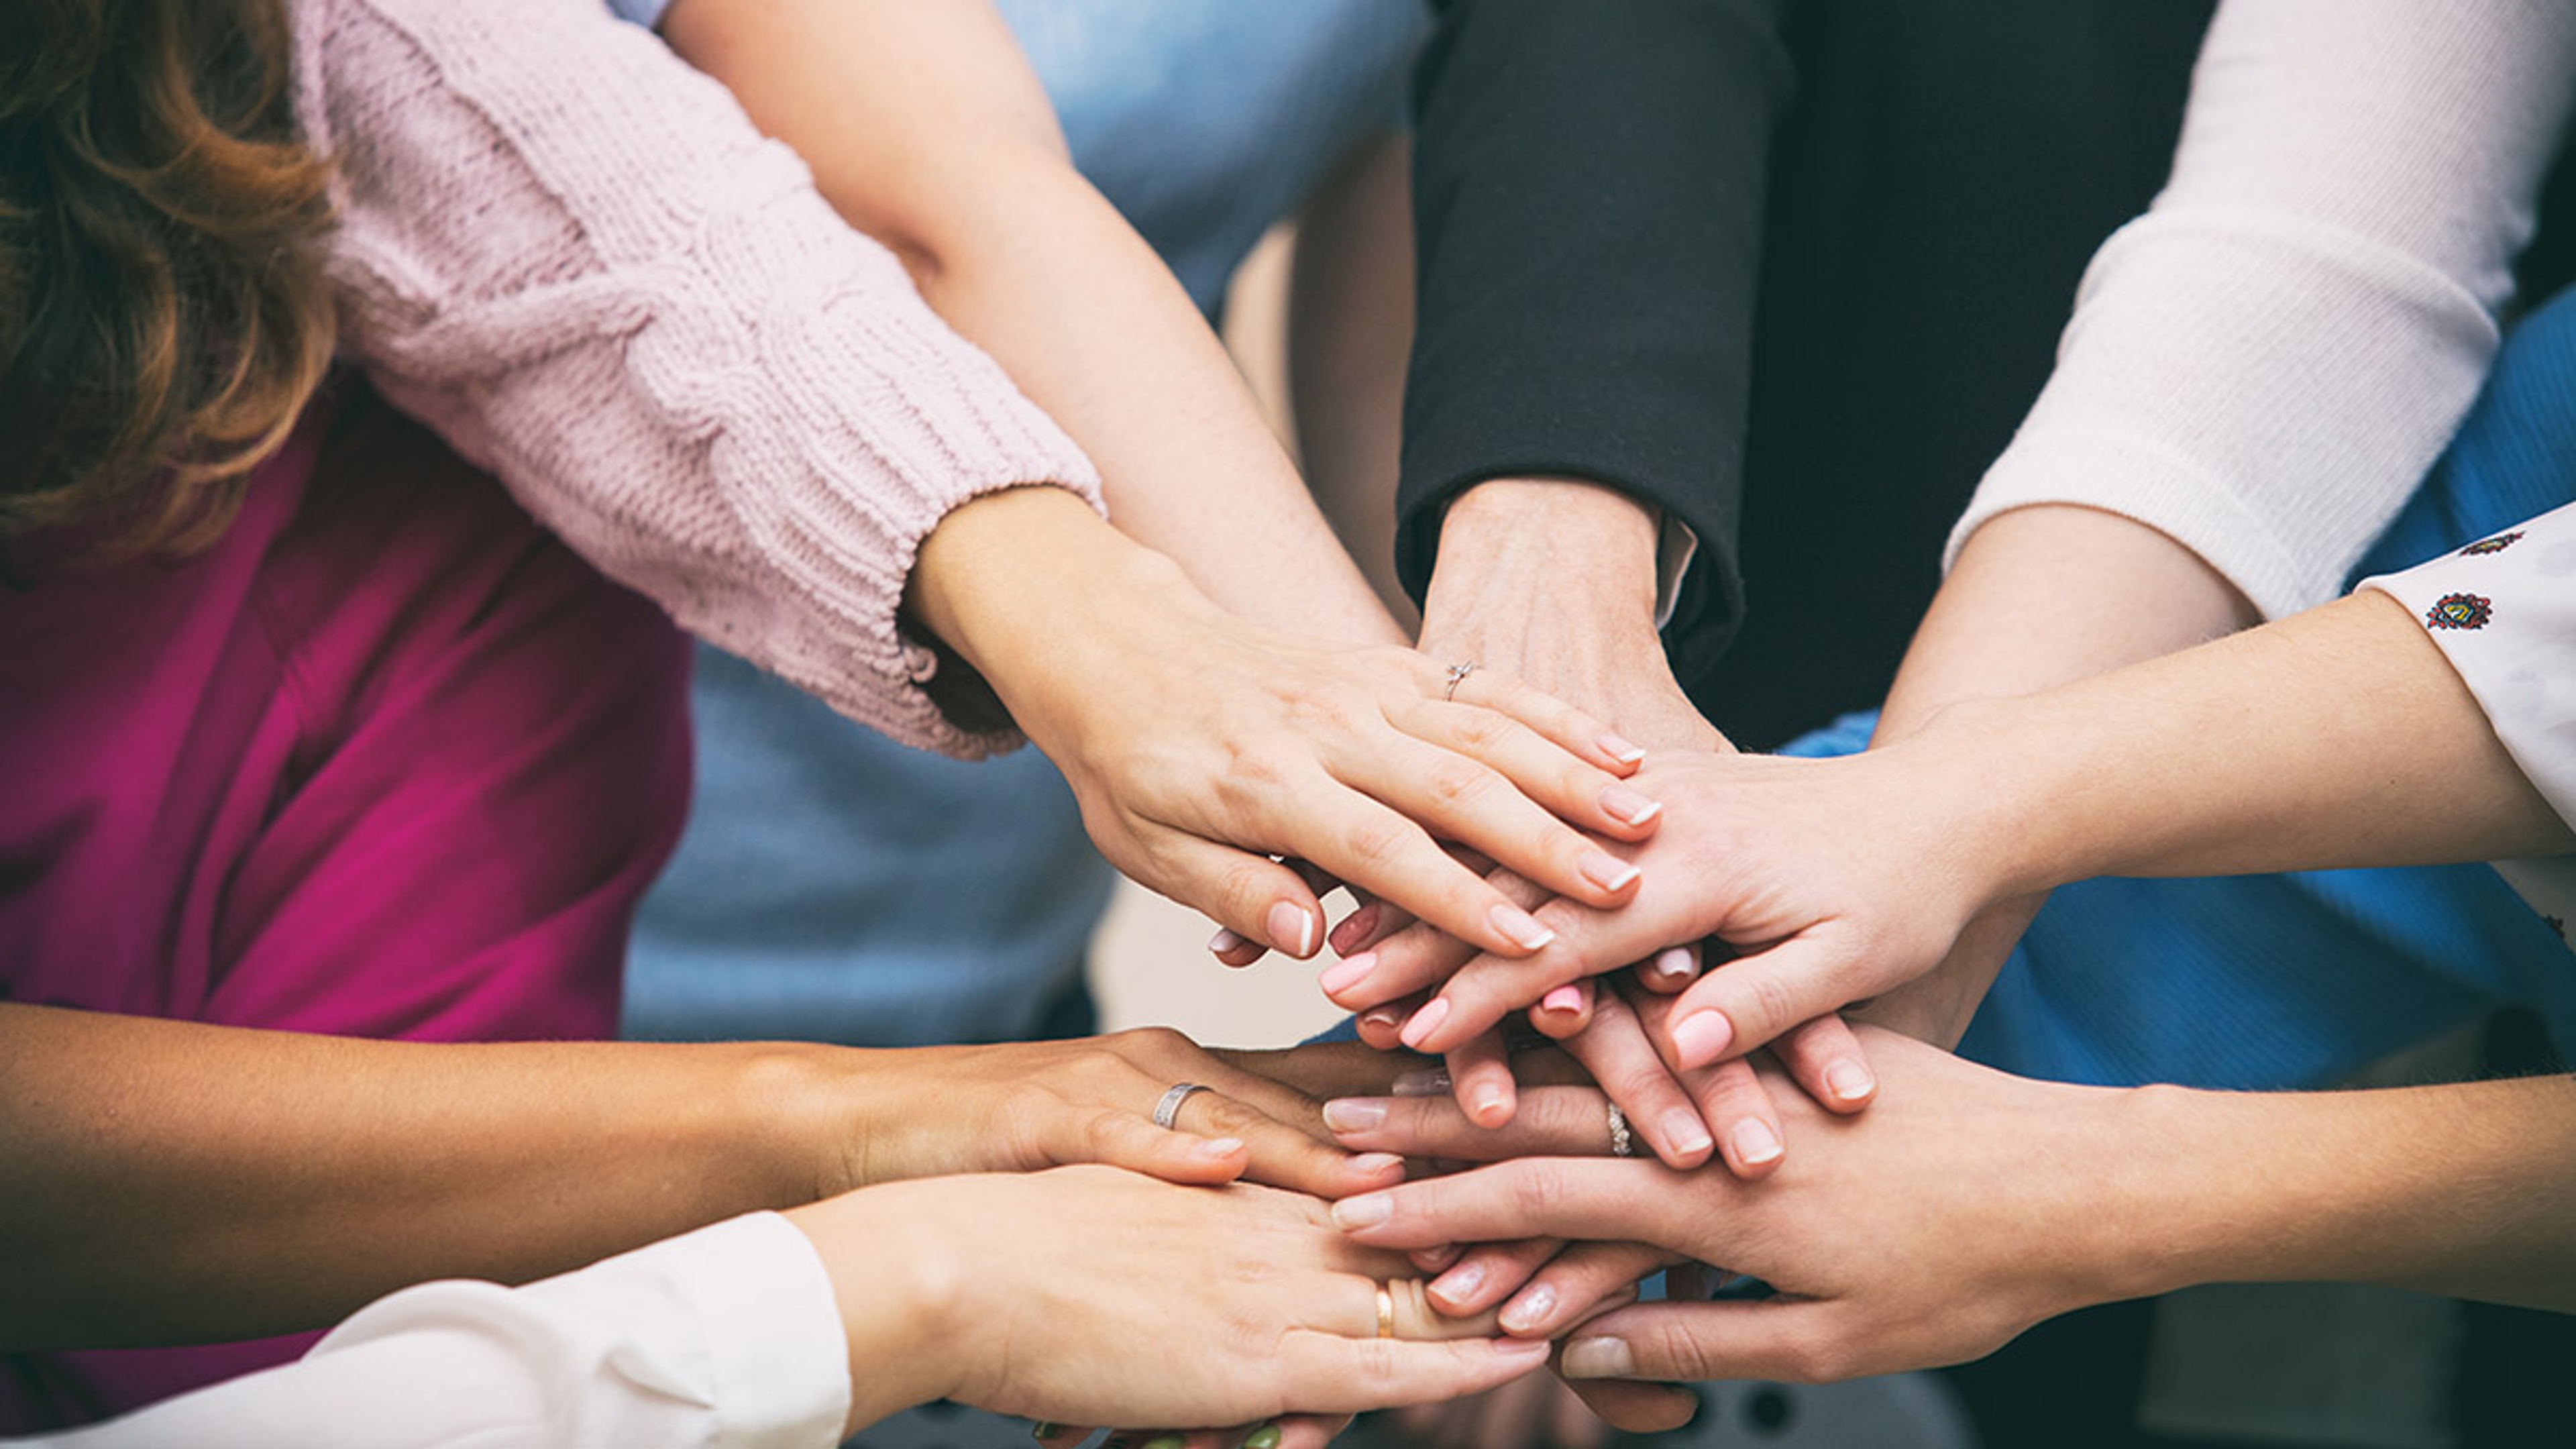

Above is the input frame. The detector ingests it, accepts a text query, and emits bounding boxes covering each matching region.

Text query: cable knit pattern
[1949,1,2576,621]
[287,0,1104,757]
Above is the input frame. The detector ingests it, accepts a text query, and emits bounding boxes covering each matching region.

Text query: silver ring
[1153,1081,1214,1130]
[1442,660,1479,701]
[1607,1101,1635,1157]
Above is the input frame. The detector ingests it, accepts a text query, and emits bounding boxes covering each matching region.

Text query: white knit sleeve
[20,1213,852,1449]
[290,0,1104,757]
[1949,1,2576,621]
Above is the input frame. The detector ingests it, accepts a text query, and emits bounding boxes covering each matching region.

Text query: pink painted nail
[1600,783,1663,827]
[1267,900,1319,957]
[1671,1010,1735,1067]
[1318,951,1377,997]
[1577,850,1642,894]
[1399,997,1453,1049]
[1541,984,1585,1015]
[1489,902,1556,952]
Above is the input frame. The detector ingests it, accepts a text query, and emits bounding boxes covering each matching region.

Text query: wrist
[786,1183,967,1434]
[1424,478,1664,649]
[1873,701,2068,909]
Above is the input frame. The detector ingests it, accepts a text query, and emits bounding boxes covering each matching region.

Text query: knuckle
[1506,1163,1569,1221]
[1342,814,1415,871]
[1422,759,1501,814]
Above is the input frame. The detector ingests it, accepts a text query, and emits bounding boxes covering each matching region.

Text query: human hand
[1359,744,2005,1077]
[1324,1031,2147,1422]
[792,1168,1554,1438]
[910,488,1663,961]
[806,1028,1412,1201]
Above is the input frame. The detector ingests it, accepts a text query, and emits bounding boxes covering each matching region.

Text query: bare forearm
[2127,1075,2576,1312]
[1876,505,2258,743]
[661,0,1398,645]
[0,1004,833,1348]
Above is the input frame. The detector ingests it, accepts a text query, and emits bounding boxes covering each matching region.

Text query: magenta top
[0,384,692,1429]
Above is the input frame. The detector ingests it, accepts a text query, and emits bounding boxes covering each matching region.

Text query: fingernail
[1597,729,1648,766]
[1392,1068,1451,1097]
[1432,1261,1486,1307]
[1540,983,1585,1015]
[1671,1010,1734,1068]
[1560,1336,1638,1379]
[1348,1150,1405,1177]
[1489,902,1556,952]
[1499,1283,1558,1334]
[1648,945,1698,983]
[1413,1244,1463,1271]
[1190,1136,1245,1161]
[1576,850,1641,894]
[1662,1108,1713,1157]
[1322,1097,1388,1132]
[1030,1425,1063,1442]
[1209,926,1248,955]
[1141,1438,1185,1449]
[1359,1006,1402,1036]
[1317,951,1377,997]
[1399,996,1452,1049]
[1330,904,1381,953]
[1268,901,1319,957]
[1469,1082,1509,1122]
[1731,1118,1783,1167]
[1827,1059,1878,1103]
[1600,783,1664,827]
[1495,1337,1555,1360]
[1244,1428,1283,1449]
[1331,1193,1393,1230]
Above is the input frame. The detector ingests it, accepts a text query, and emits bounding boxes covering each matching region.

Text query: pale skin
[659,0,1663,962]
[1325,1031,2576,1432]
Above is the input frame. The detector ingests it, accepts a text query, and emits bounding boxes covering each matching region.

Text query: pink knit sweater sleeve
[287,0,1104,757]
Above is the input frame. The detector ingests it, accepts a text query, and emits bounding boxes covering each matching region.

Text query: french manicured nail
[1578,849,1641,893]
[1332,1193,1393,1230]
[1432,1261,1487,1306]
[1671,1010,1734,1067]
[1731,1118,1783,1167]
[1209,927,1248,956]
[1244,1428,1283,1449]
[1648,945,1698,983]
[1470,1082,1509,1121]
[1392,1068,1450,1097]
[1663,1108,1713,1157]
[1560,1336,1638,1379]
[1413,1244,1463,1272]
[1317,951,1377,996]
[1541,983,1585,1015]
[1190,1136,1245,1161]
[1348,1151,1405,1177]
[1399,996,1452,1049]
[1827,1059,1878,1103]
[1600,783,1664,826]
[1597,729,1648,766]
[1268,901,1319,957]
[1499,1283,1558,1334]
[1490,903,1556,952]
[1322,1097,1389,1132]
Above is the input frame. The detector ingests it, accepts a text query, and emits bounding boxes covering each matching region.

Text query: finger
[1322,871,1536,1013]
[1272,1332,1554,1415]
[1439,663,1651,781]
[1267,788,1569,961]
[1356,995,1419,1051]
[1324,1086,1628,1163]
[1636,941,1703,994]
[1528,977,1595,1040]
[1498,1242,1676,1338]
[1256,1415,1346,1449]
[1208,1042,1432,1104]
[1444,1026,1517,1128]
[1387,698,1664,844]
[1161,1086,1402,1199]
[1333,732,1644,915]
[1330,1158,1674,1252]
[1327,896,1390,957]
[1561,1377,1701,1436]
[1677,1055,1787,1180]
[1073,1109,1252,1187]
[1559,986,1713,1169]
[1428,1238,1564,1318]
[1140,829,1326,961]
[1660,927,1878,1070]
[1560,1298,1854,1386]
[1771,1012,1878,1114]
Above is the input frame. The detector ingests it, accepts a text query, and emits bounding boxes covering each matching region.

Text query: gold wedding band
[1375,1281,1396,1339]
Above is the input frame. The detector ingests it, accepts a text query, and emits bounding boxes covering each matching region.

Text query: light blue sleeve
[604,0,672,29]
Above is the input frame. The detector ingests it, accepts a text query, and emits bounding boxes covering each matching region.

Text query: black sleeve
[1399,0,1791,687]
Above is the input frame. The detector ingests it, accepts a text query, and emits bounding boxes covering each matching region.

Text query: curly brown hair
[0,0,336,559]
